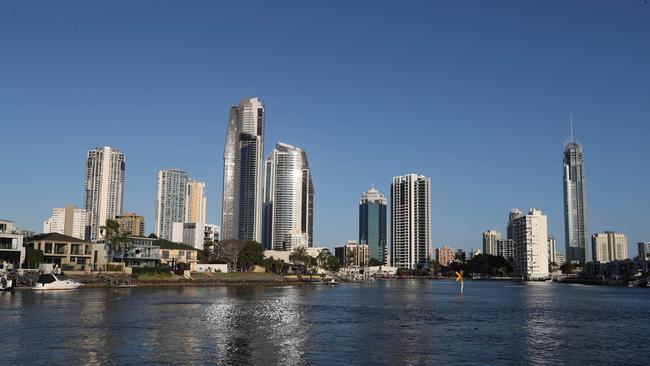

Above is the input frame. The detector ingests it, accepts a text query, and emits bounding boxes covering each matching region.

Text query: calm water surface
[1,280,649,365]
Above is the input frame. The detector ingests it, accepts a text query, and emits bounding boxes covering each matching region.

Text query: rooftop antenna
[569,113,574,143]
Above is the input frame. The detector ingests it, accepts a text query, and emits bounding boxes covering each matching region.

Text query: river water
[1,280,648,365]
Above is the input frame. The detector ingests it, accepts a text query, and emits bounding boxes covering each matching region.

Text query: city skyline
[1,1,649,254]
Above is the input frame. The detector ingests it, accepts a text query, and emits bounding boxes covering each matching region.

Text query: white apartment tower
[155,169,189,240]
[84,146,125,241]
[391,174,431,270]
[43,205,88,240]
[513,208,549,279]
[262,143,314,251]
[482,230,501,256]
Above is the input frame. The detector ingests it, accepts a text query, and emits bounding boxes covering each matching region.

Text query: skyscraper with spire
[221,97,265,242]
[563,115,588,264]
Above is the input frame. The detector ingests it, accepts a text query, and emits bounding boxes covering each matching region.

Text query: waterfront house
[24,233,101,270]
[156,240,198,270]
[95,236,161,268]
[0,219,26,268]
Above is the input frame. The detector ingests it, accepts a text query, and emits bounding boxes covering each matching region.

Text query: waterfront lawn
[191,272,283,283]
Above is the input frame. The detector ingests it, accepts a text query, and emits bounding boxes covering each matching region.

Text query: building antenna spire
[569,113,574,143]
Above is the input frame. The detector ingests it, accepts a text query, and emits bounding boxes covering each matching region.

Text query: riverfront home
[24,233,101,269]
[0,219,25,268]
[157,240,199,270]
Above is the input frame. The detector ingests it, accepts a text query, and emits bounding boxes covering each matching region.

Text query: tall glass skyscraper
[563,118,588,264]
[221,97,265,242]
[359,186,387,264]
[262,143,314,250]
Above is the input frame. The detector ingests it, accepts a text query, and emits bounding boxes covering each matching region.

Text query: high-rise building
[155,169,188,240]
[507,208,522,240]
[482,230,501,256]
[262,143,314,251]
[359,186,387,264]
[513,208,549,279]
[221,97,265,243]
[563,117,589,264]
[591,232,628,262]
[84,146,125,241]
[548,236,557,264]
[43,205,88,240]
[391,174,431,270]
[496,239,515,260]
[638,242,650,261]
[185,180,207,224]
[435,245,454,266]
[115,212,145,237]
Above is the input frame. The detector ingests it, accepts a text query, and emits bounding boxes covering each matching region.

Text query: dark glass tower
[359,186,387,264]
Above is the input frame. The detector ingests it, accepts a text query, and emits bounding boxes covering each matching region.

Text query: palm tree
[291,246,309,275]
[100,219,131,272]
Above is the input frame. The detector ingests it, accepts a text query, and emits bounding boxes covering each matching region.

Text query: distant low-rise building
[115,212,145,237]
[335,241,370,268]
[555,252,566,267]
[204,224,220,243]
[435,245,454,266]
[496,239,514,260]
[638,242,650,261]
[592,232,628,263]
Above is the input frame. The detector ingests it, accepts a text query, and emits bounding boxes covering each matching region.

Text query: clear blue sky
[1,1,649,255]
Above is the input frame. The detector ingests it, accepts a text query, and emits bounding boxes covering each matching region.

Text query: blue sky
[1,1,649,255]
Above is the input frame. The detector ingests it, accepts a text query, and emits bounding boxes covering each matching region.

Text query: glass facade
[359,188,387,264]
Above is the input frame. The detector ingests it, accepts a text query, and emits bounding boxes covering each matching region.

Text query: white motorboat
[33,273,82,291]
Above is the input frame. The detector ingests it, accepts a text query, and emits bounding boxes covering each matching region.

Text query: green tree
[100,219,131,271]
[239,241,265,271]
[324,256,342,272]
[25,247,44,269]
[291,246,309,274]
[219,239,247,271]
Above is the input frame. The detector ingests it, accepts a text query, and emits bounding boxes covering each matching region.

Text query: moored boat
[33,273,82,291]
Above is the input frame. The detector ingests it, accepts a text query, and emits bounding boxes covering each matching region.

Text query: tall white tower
[513,208,549,279]
[262,143,314,250]
[84,146,125,241]
[390,174,431,270]
[155,169,189,240]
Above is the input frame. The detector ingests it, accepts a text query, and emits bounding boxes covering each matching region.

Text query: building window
[55,243,66,255]
[45,243,53,253]
[71,244,81,255]
[162,251,169,259]
[85,245,92,255]
[186,252,192,260]
[179,251,185,257]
